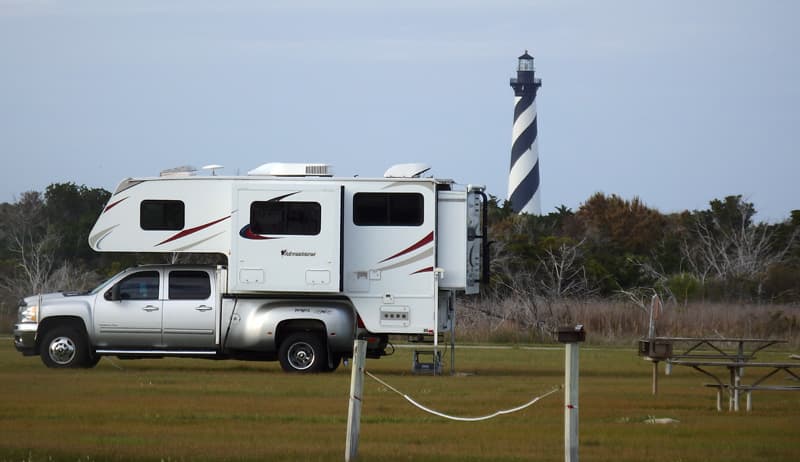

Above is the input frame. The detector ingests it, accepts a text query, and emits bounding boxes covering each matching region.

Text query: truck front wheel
[278,332,327,373]
[39,326,92,368]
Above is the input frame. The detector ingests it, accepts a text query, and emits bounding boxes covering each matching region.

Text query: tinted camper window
[250,202,321,235]
[168,271,211,300]
[353,193,424,226]
[140,200,185,230]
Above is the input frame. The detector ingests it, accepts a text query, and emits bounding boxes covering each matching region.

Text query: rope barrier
[365,370,561,422]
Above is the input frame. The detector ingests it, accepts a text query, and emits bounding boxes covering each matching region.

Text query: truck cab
[14,265,221,368]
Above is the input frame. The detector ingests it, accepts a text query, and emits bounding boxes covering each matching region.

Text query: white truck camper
[13,163,488,372]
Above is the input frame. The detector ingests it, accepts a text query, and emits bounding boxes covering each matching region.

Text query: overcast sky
[1,0,798,222]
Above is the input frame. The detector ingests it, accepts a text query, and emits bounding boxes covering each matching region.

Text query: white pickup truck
[13,265,379,372]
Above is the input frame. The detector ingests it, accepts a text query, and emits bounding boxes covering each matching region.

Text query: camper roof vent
[247,162,333,177]
[202,164,224,176]
[384,163,431,178]
[160,165,197,177]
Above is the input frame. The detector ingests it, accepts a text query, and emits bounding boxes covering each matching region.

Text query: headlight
[18,305,38,323]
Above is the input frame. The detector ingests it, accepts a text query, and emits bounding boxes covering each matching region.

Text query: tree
[43,183,111,263]
[0,191,59,296]
[571,193,668,293]
[681,196,797,300]
[537,236,591,298]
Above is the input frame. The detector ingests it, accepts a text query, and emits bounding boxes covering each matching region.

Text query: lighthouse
[508,51,543,215]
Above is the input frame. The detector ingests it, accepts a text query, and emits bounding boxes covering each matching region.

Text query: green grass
[0,341,798,461]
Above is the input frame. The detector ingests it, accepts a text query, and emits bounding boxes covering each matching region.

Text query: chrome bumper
[13,323,37,355]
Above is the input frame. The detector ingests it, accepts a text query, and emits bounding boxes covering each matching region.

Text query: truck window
[118,271,160,300]
[140,200,185,231]
[250,201,321,235]
[168,271,211,300]
[353,193,423,226]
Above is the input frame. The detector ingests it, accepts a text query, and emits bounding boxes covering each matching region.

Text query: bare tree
[537,238,591,298]
[627,257,678,305]
[1,192,59,296]
[682,202,797,293]
[0,191,101,298]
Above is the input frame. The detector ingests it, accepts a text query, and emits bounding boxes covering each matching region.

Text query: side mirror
[104,285,121,301]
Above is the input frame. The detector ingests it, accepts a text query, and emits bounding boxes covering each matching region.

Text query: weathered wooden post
[638,339,673,396]
[345,339,367,462]
[558,325,586,462]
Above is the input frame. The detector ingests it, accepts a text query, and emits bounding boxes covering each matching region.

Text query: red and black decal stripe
[103,197,128,213]
[156,215,231,246]
[379,231,434,263]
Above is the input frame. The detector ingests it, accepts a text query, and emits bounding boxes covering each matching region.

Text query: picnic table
[668,359,800,411]
[639,337,798,411]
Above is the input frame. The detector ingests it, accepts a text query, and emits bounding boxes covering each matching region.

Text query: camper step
[412,349,442,375]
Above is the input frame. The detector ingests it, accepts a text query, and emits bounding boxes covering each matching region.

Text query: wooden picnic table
[651,336,785,361]
[668,359,800,411]
[639,337,794,410]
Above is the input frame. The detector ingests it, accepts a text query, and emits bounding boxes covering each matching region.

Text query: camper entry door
[230,184,343,294]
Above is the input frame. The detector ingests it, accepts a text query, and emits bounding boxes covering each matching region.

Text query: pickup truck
[13,265,385,372]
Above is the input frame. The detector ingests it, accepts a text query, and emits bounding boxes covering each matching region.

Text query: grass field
[1,340,799,462]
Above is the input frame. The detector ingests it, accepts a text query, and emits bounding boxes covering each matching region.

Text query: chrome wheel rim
[287,342,315,371]
[48,336,77,365]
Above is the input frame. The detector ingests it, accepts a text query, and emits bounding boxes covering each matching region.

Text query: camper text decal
[281,250,317,257]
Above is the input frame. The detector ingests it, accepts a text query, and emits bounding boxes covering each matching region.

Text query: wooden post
[557,325,585,462]
[345,339,367,462]
[565,342,580,462]
[652,361,659,395]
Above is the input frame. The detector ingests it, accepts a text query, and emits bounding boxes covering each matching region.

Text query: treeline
[487,193,800,305]
[1,182,799,333]
[465,193,800,344]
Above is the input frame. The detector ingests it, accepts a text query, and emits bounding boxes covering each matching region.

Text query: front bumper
[13,323,37,356]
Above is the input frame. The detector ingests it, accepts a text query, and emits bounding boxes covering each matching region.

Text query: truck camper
[13,163,488,372]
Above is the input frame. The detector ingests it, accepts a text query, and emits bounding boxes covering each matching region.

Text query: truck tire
[39,326,91,368]
[85,353,102,368]
[279,332,327,373]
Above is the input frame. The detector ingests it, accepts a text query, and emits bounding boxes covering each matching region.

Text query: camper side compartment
[436,188,485,295]
[436,190,468,290]
[342,181,438,335]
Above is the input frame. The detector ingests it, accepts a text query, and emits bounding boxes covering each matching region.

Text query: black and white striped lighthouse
[508,51,543,215]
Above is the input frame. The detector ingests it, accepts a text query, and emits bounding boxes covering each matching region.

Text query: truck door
[231,184,343,293]
[94,270,163,348]
[162,269,216,349]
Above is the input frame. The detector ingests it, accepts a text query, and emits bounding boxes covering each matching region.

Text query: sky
[1,0,798,222]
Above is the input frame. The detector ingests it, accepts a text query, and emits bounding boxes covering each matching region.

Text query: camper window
[140,200,185,231]
[168,271,211,300]
[250,201,321,235]
[353,193,423,226]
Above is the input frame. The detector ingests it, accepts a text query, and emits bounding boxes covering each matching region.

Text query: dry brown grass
[457,298,800,348]
[1,339,799,461]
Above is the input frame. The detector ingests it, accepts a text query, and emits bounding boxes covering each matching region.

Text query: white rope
[365,370,561,422]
